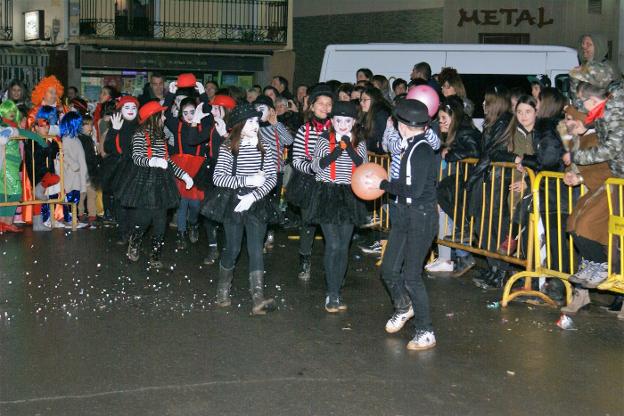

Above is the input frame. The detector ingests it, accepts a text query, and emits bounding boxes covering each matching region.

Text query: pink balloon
[406,85,440,118]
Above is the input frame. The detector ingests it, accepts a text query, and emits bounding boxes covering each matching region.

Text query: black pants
[299,209,316,256]
[382,203,437,332]
[320,223,354,297]
[131,207,167,240]
[573,233,607,263]
[220,217,267,272]
[114,198,133,239]
[204,219,219,247]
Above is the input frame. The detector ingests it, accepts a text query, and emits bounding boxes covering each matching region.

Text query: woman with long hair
[285,84,334,281]
[358,86,392,154]
[438,67,474,117]
[308,101,367,311]
[119,101,193,269]
[428,96,480,275]
[201,104,278,315]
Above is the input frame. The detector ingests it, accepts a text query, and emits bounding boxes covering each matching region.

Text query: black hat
[527,74,552,88]
[330,101,358,119]
[227,103,261,128]
[253,95,275,110]
[393,99,429,127]
[308,83,334,103]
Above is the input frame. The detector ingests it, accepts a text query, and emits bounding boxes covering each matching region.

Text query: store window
[479,33,530,45]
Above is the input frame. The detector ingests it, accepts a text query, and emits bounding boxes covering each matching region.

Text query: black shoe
[298,254,311,281]
[472,269,495,289]
[203,245,219,265]
[148,238,164,269]
[605,295,623,313]
[189,224,199,244]
[454,255,476,276]
[176,232,187,250]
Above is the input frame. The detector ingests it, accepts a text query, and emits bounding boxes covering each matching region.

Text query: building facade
[0,0,294,102]
[294,0,622,85]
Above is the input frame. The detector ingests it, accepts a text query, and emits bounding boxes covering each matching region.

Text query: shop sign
[457,7,554,28]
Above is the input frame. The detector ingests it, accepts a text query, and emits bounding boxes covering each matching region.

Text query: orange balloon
[351,162,388,200]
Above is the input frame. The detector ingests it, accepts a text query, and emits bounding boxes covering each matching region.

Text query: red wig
[31,75,64,107]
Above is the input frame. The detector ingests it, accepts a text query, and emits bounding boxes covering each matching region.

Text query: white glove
[182,173,194,190]
[148,157,168,169]
[168,81,178,94]
[192,103,209,125]
[245,172,265,188]
[111,113,123,130]
[234,193,255,213]
[48,125,60,136]
[214,117,227,137]
[195,81,205,95]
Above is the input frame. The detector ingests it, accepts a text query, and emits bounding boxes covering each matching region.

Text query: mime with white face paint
[201,104,278,315]
[100,95,140,243]
[308,101,368,313]
[253,94,294,250]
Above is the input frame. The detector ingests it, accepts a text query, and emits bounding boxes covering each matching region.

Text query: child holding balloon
[308,101,367,312]
[364,99,439,351]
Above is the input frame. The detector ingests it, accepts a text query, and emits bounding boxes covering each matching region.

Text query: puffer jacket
[520,117,565,173]
[444,120,481,162]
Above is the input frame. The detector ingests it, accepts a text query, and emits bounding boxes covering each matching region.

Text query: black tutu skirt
[98,154,121,193]
[304,182,368,225]
[201,187,279,224]
[285,169,318,208]
[116,164,180,209]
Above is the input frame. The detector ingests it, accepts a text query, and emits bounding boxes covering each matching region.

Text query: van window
[461,74,531,119]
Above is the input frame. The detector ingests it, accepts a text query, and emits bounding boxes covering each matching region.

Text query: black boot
[216,265,234,307]
[176,232,187,250]
[188,224,200,244]
[483,269,507,290]
[127,232,142,262]
[203,244,219,265]
[148,237,164,269]
[249,270,275,315]
[472,268,495,289]
[297,254,311,281]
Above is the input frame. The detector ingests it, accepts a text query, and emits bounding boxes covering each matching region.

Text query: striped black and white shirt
[131,129,186,179]
[212,143,277,202]
[292,119,331,175]
[311,135,367,185]
[259,121,293,173]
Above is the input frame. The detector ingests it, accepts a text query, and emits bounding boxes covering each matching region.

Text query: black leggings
[220,217,267,273]
[131,207,167,240]
[320,223,354,297]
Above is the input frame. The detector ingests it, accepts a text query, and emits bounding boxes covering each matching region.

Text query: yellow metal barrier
[0,135,77,230]
[366,152,391,232]
[599,178,624,294]
[501,171,583,307]
[438,160,535,268]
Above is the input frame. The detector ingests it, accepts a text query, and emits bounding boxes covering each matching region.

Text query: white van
[320,43,579,118]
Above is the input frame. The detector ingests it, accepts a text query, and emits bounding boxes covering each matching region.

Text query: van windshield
[461,74,532,118]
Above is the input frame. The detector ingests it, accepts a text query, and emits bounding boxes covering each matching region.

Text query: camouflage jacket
[573,87,624,178]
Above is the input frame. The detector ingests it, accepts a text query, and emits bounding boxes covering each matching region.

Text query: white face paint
[256,104,269,122]
[241,117,259,146]
[121,103,138,121]
[172,95,187,118]
[211,105,224,119]
[181,104,195,124]
[331,116,355,137]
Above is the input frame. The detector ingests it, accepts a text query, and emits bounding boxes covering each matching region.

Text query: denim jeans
[177,197,201,230]
[204,219,219,247]
[382,203,437,331]
[220,217,267,272]
[320,223,354,297]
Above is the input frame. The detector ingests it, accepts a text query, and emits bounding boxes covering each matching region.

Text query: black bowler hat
[253,94,275,110]
[393,99,429,127]
[330,101,358,119]
[227,103,262,128]
[308,83,334,103]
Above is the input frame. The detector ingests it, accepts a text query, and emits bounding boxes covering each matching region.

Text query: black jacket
[467,112,513,189]
[78,133,100,178]
[520,117,565,173]
[444,121,481,162]
[103,120,138,157]
[362,105,390,154]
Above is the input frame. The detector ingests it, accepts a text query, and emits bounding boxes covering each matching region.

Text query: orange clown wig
[30,75,64,107]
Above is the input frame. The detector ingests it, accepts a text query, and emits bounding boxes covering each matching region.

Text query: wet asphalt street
[0,225,622,416]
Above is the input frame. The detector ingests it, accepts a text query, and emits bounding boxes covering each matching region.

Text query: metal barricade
[600,178,624,294]
[366,152,391,232]
[0,135,77,230]
[438,160,535,268]
[501,171,583,306]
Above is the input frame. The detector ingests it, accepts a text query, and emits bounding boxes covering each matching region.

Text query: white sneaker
[407,330,436,351]
[359,240,382,254]
[425,258,454,273]
[385,306,414,333]
[63,221,89,229]
[568,259,592,284]
[582,262,608,288]
[360,216,378,229]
